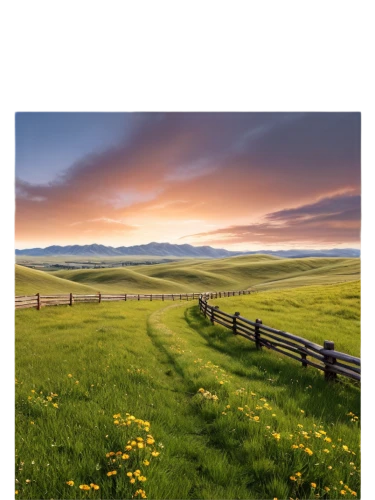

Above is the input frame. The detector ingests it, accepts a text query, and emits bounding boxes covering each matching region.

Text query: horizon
[15,241,360,253]
[15,112,361,250]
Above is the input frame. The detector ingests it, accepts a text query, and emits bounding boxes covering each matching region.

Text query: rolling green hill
[49,255,360,294]
[15,265,98,295]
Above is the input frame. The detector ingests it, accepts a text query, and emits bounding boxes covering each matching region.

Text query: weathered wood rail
[198,294,360,382]
[15,289,252,310]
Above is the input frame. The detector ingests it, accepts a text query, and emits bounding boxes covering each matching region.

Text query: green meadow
[17,255,360,295]
[15,257,360,499]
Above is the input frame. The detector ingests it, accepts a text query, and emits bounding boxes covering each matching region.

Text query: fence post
[138,294,140,301]
[233,312,240,335]
[300,351,307,368]
[150,294,152,301]
[211,305,219,324]
[98,292,101,303]
[69,293,73,306]
[162,294,164,301]
[125,294,127,301]
[323,341,337,381]
[255,319,262,350]
[204,300,208,318]
[172,294,174,301]
[36,292,41,310]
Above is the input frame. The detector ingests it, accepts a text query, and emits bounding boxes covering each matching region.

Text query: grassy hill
[15,264,98,295]
[50,255,360,294]
[15,283,360,499]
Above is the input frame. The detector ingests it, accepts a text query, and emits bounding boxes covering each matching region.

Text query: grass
[15,265,98,295]
[15,280,360,499]
[46,255,360,294]
[213,281,361,357]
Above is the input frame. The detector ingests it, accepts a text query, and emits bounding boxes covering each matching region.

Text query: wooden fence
[198,294,360,382]
[15,289,252,310]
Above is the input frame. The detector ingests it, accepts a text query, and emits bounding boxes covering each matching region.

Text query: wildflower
[272,433,281,441]
[296,472,302,477]
[297,424,303,428]
[324,437,332,443]
[143,460,150,466]
[220,381,224,385]
[291,445,299,449]
[107,471,117,476]
[134,470,141,477]
[131,441,137,446]
[122,454,130,460]
[66,481,74,486]
[342,445,349,452]
[79,484,91,490]
[253,416,260,421]
[15,491,18,495]
[53,403,58,409]
[328,466,332,470]
[116,451,122,456]
[146,438,155,445]
[68,374,73,378]
[290,476,296,481]
[30,421,34,425]
[226,405,230,409]
[301,410,305,414]
[137,442,144,449]
[125,445,132,451]
[151,451,160,457]
[324,487,330,492]
[139,476,147,482]
[304,448,313,456]
[127,472,133,477]
[198,388,205,393]
[90,483,100,490]
[130,478,136,484]
[311,483,317,488]
[238,407,244,411]
[323,449,330,453]
[340,490,346,495]
[351,492,357,496]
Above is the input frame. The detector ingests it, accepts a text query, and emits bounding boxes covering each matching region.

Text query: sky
[15,112,361,251]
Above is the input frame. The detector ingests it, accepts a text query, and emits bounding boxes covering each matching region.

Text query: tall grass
[15,283,360,499]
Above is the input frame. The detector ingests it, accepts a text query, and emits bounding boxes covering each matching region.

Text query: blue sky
[15,112,361,250]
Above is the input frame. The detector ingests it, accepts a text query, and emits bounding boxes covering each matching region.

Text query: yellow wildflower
[143,460,150,466]
[90,483,100,490]
[130,478,136,484]
[290,476,296,481]
[342,445,349,451]
[127,472,133,477]
[304,447,313,455]
[139,476,147,482]
[68,374,73,378]
[340,490,346,495]
[323,449,330,453]
[295,472,302,477]
[146,438,155,445]
[79,484,91,490]
[122,454,130,460]
[66,481,74,486]
[324,437,332,443]
[137,442,144,449]
[324,487,330,492]
[151,451,160,457]
[311,482,317,488]
[238,407,244,411]
[125,445,132,451]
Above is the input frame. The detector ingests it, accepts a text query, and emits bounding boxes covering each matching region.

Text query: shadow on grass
[185,305,360,426]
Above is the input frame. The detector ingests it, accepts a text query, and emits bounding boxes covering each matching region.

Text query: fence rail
[15,290,252,310]
[198,294,360,382]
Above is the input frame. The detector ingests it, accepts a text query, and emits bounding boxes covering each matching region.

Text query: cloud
[15,113,361,247]
[183,192,361,247]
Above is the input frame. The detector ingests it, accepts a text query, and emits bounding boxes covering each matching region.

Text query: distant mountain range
[15,242,360,259]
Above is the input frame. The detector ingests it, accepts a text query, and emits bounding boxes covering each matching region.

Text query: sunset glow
[15,112,360,251]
